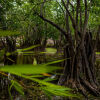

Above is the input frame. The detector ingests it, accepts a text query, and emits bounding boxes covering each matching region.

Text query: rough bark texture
[58,31,100,98]
[36,0,100,98]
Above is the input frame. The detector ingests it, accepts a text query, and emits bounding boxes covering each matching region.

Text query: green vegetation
[0,60,79,100]
[0,0,100,100]
[45,48,57,54]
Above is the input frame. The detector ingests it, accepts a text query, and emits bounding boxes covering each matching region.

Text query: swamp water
[0,48,62,100]
[0,48,100,100]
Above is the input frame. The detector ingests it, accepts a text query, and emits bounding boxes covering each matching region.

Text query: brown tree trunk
[58,31,100,98]
[35,0,100,97]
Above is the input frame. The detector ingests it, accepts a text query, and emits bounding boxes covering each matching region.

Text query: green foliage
[0,0,99,99]
[89,0,100,28]
[33,58,37,65]
[96,52,100,54]
[0,64,61,75]
[10,80,24,95]
[0,60,79,99]
[6,45,40,56]
[45,48,57,54]
[17,45,40,52]
[0,30,20,37]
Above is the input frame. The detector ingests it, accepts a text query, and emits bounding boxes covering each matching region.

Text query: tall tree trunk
[58,30,100,97]
[35,0,100,97]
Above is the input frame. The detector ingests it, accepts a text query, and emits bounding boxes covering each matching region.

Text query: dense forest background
[0,0,100,100]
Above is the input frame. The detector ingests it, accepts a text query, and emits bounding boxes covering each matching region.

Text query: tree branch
[40,0,46,16]
[82,0,89,42]
[56,0,65,15]
[61,0,76,30]
[76,0,80,27]
[83,0,89,35]
[35,13,68,38]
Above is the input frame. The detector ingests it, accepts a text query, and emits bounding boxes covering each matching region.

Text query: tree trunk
[4,36,17,65]
[36,1,100,96]
[58,31,100,98]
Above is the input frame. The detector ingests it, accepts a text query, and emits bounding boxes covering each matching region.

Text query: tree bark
[36,0,100,97]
